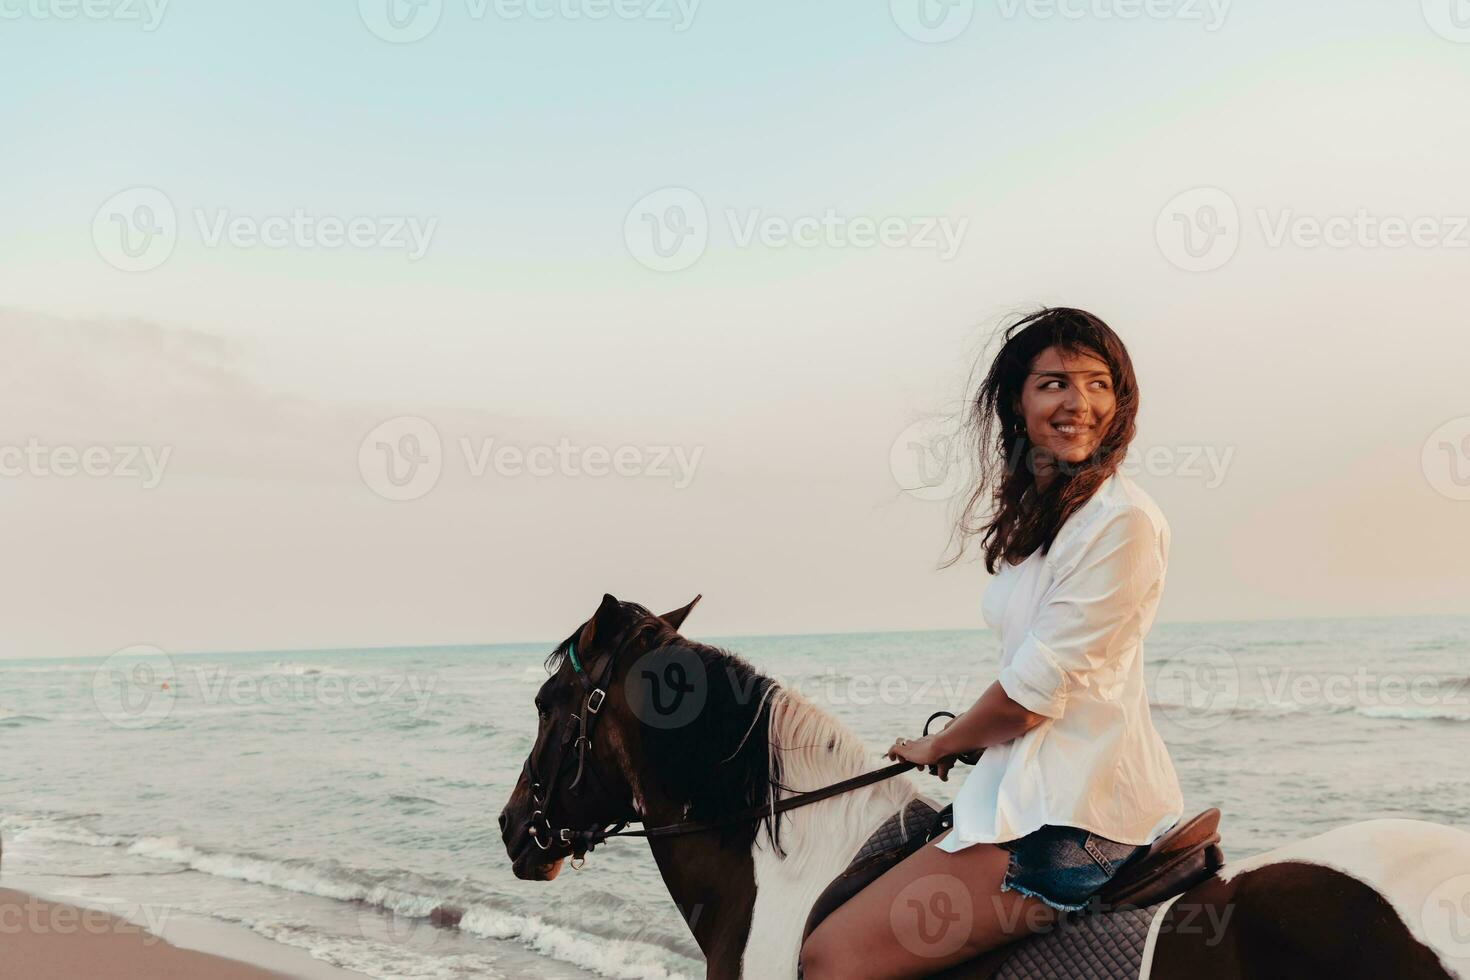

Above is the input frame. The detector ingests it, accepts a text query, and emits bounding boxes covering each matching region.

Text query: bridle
[518,616,967,868]
[519,617,650,863]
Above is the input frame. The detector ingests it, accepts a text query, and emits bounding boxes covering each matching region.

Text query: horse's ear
[659,594,702,632]
[578,593,622,651]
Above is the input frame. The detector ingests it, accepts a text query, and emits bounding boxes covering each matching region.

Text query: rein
[522,617,966,866]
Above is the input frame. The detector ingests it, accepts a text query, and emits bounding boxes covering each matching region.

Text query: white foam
[460,906,695,980]
[1356,704,1470,723]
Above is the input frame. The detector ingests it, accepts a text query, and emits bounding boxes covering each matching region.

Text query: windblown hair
[947,307,1140,574]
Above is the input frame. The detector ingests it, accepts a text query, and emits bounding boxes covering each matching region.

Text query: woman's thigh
[801,830,1058,980]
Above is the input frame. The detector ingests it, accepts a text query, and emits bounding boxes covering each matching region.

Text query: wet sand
[0,888,366,980]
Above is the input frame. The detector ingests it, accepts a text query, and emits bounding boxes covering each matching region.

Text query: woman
[801,308,1184,978]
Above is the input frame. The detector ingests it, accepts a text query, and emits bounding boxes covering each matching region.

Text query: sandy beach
[0,888,366,980]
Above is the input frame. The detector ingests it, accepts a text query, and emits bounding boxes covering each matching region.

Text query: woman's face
[1018,345,1117,472]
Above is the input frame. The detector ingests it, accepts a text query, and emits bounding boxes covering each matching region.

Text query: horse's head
[499,592,701,881]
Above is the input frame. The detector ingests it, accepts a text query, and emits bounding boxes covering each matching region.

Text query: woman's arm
[885,680,1048,780]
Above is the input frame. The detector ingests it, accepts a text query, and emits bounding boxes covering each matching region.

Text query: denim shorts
[998,824,1151,912]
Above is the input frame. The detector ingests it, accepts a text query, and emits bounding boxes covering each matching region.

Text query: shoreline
[0,886,369,980]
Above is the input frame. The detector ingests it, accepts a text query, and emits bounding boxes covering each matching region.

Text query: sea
[1,616,1467,979]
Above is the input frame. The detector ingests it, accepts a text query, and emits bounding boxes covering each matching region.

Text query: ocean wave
[251,921,511,980]
[0,707,47,727]
[111,832,695,979]
[266,661,351,677]
[448,721,498,737]
[460,905,695,980]
[1355,705,1470,723]
[0,663,100,674]
[4,819,125,848]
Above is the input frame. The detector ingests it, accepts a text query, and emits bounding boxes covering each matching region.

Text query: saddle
[802,802,1225,976]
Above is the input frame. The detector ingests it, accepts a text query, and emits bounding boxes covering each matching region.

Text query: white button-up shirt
[938,470,1184,850]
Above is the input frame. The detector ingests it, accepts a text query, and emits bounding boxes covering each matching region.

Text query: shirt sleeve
[998,505,1164,720]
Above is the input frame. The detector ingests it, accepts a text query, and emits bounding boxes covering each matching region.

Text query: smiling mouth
[1052,422,1095,436]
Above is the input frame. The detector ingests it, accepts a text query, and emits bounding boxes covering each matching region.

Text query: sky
[3,0,1469,658]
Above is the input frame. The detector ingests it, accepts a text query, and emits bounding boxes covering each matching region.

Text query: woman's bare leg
[801,830,1058,980]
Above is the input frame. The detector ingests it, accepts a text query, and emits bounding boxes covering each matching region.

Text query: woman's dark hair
[946,307,1139,574]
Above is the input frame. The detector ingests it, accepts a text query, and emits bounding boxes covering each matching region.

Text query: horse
[499,594,1470,979]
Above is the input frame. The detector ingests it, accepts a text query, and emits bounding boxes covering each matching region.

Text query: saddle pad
[852,796,941,864]
[994,902,1162,980]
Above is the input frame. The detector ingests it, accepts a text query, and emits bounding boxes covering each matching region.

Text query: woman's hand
[885,734,959,781]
